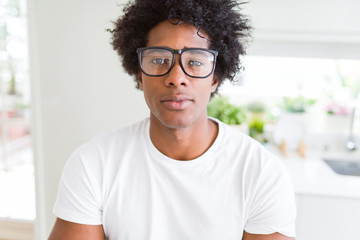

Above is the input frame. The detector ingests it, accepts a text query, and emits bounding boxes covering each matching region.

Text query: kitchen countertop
[269,148,360,199]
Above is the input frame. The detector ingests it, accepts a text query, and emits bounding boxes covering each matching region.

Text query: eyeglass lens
[140,48,215,77]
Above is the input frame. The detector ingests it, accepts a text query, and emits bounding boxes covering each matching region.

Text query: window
[0,0,35,226]
[219,56,360,135]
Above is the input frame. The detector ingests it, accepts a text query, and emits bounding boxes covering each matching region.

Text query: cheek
[141,82,157,107]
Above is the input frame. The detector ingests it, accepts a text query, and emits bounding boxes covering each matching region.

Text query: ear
[210,75,219,93]
[137,72,143,90]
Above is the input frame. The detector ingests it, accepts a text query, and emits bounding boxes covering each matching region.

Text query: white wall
[27,0,148,238]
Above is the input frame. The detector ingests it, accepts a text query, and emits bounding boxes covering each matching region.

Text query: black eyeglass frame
[136,46,218,79]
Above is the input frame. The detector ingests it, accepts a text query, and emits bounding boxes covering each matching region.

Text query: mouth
[160,95,193,110]
[161,94,193,102]
[164,99,186,103]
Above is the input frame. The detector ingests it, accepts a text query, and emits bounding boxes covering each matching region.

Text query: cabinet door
[245,0,360,59]
[296,195,360,240]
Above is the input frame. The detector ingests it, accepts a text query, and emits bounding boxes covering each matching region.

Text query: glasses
[136,47,218,78]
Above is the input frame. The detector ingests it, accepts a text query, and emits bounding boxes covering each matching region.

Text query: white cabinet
[244,0,360,59]
[296,194,360,240]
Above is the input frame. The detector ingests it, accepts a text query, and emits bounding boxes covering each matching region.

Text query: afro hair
[108,0,252,90]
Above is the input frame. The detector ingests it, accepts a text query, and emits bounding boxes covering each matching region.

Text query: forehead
[146,21,210,49]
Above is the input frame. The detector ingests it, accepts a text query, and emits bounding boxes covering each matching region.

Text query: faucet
[346,107,357,151]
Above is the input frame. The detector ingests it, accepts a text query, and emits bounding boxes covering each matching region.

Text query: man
[49,0,296,239]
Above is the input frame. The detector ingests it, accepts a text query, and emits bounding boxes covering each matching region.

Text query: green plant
[248,118,267,143]
[280,96,316,113]
[207,96,247,125]
[246,101,265,113]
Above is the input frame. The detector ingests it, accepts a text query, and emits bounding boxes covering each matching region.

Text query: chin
[160,118,193,130]
[153,113,195,130]
[151,108,207,130]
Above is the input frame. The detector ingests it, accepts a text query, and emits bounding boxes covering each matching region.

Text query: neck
[149,115,218,160]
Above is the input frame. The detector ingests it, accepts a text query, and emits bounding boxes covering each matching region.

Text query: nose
[164,56,190,87]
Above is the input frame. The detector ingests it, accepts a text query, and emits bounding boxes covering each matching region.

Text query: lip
[160,95,193,110]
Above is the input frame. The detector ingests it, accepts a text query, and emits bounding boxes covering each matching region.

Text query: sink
[323,158,360,176]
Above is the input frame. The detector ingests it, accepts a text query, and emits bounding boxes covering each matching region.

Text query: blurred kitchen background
[0,0,359,239]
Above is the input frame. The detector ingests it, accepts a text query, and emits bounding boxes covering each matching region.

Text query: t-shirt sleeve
[244,156,297,237]
[53,143,103,225]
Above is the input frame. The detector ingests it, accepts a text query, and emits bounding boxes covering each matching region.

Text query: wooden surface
[0,219,34,240]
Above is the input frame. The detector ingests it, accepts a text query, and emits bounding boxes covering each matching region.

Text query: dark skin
[48,218,294,240]
[48,218,105,240]
[138,21,219,161]
[49,21,295,240]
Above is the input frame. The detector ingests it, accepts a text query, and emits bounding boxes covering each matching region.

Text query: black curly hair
[108,0,252,91]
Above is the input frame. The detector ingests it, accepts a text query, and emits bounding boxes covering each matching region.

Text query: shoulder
[215,121,297,237]
[212,118,259,146]
[213,118,289,181]
[63,118,149,175]
[54,119,150,224]
[74,118,148,158]
[215,119,273,161]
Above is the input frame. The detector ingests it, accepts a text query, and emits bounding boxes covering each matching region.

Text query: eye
[151,58,167,65]
[188,60,203,67]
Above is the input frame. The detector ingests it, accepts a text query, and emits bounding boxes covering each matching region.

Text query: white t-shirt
[53,118,296,239]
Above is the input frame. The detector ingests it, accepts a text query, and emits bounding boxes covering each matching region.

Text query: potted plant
[207,96,248,132]
[273,96,316,152]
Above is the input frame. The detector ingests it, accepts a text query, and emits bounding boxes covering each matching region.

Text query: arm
[244,156,297,239]
[48,218,106,240]
[243,231,295,240]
